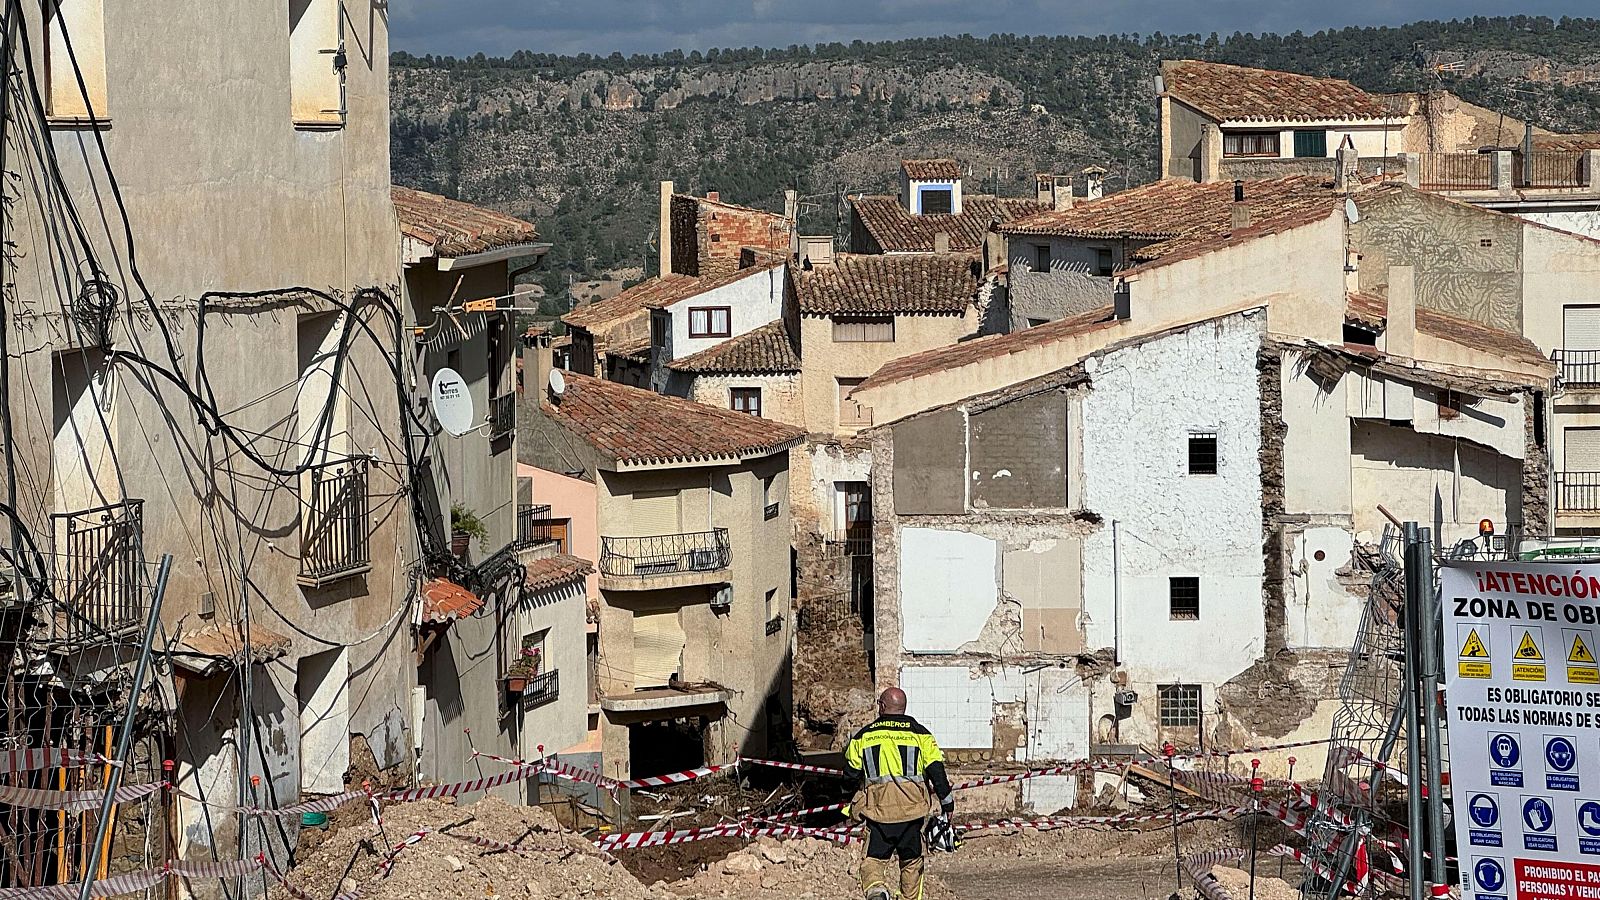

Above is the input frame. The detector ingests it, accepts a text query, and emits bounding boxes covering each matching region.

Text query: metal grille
[1519,150,1585,188]
[1169,576,1200,620]
[50,500,145,641]
[516,503,558,549]
[599,529,730,578]
[520,670,559,709]
[824,526,873,557]
[1187,432,1218,475]
[1157,684,1201,726]
[1418,151,1493,190]
[489,392,516,441]
[1556,349,1600,387]
[300,457,371,585]
[1557,472,1600,512]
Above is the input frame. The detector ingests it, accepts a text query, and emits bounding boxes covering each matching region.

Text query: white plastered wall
[665,264,786,361]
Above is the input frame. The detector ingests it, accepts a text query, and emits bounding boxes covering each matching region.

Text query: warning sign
[1463,626,1494,679]
[1445,562,1600,900]
[1569,631,1599,685]
[1514,628,1548,682]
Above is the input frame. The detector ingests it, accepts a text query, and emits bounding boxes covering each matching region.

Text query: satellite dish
[1345,198,1360,224]
[430,367,474,437]
[548,368,567,397]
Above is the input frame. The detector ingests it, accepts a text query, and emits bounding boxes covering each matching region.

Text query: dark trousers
[865,817,924,860]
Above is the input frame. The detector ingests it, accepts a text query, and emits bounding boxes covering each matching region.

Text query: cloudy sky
[390,1,1594,58]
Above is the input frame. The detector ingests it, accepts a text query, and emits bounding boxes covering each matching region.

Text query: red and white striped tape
[0,747,112,776]
[957,806,1250,835]
[385,764,542,803]
[0,857,263,900]
[621,763,735,790]
[1184,848,1248,900]
[596,822,747,850]
[765,801,847,822]
[1288,783,1355,827]
[0,779,162,813]
[738,758,847,777]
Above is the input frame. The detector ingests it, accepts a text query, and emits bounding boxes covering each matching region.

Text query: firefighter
[844,687,955,900]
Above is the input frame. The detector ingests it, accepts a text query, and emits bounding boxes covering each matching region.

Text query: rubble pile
[1210,863,1301,900]
[666,836,952,900]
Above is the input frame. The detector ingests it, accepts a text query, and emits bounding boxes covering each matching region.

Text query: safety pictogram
[1467,792,1504,848]
[1567,630,1599,685]
[1578,801,1600,855]
[1489,733,1524,788]
[1473,858,1507,899]
[1513,628,1547,682]
[1523,796,1558,852]
[1461,626,1493,679]
[1545,736,1580,792]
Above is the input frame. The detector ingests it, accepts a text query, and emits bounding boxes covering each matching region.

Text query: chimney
[784,189,800,256]
[1037,173,1074,211]
[1230,180,1252,231]
[1082,165,1107,201]
[1035,174,1054,205]
[658,180,674,279]
[706,190,720,202]
[933,231,951,254]
[1199,124,1222,183]
[522,331,552,407]
[799,235,835,269]
[1334,135,1359,193]
[1386,265,1416,359]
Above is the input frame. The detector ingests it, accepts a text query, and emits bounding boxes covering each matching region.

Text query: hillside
[389,17,1600,298]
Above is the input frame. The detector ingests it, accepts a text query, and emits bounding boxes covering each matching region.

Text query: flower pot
[451,530,470,557]
[505,675,528,693]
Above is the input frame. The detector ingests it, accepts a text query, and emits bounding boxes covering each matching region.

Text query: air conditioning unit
[710,585,732,609]
[1114,689,1139,708]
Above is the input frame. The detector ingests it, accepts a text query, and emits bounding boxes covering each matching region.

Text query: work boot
[899,856,925,900]
[860,856,891,900]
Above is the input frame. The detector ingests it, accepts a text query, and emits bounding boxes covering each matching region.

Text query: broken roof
[856,306,1117,393]
[1161,60,1397,123]
[851,194,1045,252]
[1342,294,1548,368]
[1002,175,1353,263]
[171,622,292,677]
[901,159,962,180]
[393,186,540,257]
[668,320,800,374]
[544,372,803,467]
[420,578,484,624]
[562,263,783,331]
[524,554,594,593]
[792,252,980,316]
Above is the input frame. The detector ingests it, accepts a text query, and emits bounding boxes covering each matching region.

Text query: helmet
[924,815,960,853]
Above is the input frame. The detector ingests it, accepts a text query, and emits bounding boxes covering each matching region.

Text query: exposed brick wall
[669,195,700,276]
[669,194,788,279]
[1524,388,1550,538]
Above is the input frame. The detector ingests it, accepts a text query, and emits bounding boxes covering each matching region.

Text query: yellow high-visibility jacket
[843,715,954,824]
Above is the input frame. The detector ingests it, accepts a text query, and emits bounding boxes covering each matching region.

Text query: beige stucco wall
[687,372,804,428]
[798,311,974,435]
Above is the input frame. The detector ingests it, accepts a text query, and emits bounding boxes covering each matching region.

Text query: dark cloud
[390,0,1597,58]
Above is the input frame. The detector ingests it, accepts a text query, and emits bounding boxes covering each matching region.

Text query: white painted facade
[662,263,786,363]
[899,528,1000,651]
[1220,121,1404,160]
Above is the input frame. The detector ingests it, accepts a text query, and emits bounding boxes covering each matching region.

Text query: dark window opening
[920,188,953,215]
[1223,131,1279,158]
[1343,323,1379,346]
[1159,684,1202,727]
[1169,577,1200,620]
[1095,248,1114,277]
[1027,317,1049,328]
[1292,129,1327,158]
[1535,391,1547,449]
[1187,431,1219,475]
[1034,244,1051,273]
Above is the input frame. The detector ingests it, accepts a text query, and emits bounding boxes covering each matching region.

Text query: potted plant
[505,647,541,693]
[450,503,489,557]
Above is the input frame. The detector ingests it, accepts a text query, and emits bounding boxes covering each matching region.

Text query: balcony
[299,457,371,586]
[1558,472,1600,516]
[51,500,145,642]
[515,503,565,552]
[512,670,559,710]
[1556,350,1600,390]
[489,392,516,442]
[599,529,730,590]
[824,525,874,557]
[599,684,731,715]
[1418,149,1594,194]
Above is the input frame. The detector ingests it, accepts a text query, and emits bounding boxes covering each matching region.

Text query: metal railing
[1521,150,1586,189]
[300,456,371,584]
[515,503,558,549]
[824,526,873,557]
[520,670,559,709]
[489,392,516,441]
[600,529,730,578]
[1417,151,1492,190]
[1555,349,1600,388]
[1559,472,1600,513]
[51,500,145,641]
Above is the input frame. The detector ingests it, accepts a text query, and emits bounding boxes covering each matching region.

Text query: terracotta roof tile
[1003,175,1347,263]
[1161,60,1396,122]
[421,578,484,624]
[857,306,1118,393]
[172,622,292,675]
[852,194,1044,252]
[545,372,803,465]
[393,186,540,257]
[607,335,652,363]
[1415,308,1549,368]
[523,554,594,593]
[1346,291,1388,328]
[901,159,962,180]
[793,253,979,316]
[668,320,800,374]
[562,263,782,330]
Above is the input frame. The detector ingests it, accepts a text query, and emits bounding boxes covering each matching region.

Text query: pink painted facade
[520,462,600,598]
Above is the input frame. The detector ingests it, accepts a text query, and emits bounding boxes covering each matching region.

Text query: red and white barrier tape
[0,748,112,776]
[621,763,735,790]
[1289,783,1355,827]
[385,764,543,803]
[957,806,1250,834]
[0,858,264,900]
[738,758,847,777]
[1184,848,1248,900]
[766,801,847,822]
[0,779,162,813]
[596,822,747,850]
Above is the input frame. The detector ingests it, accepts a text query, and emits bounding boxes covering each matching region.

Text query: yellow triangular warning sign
[1572,634,1596,665]
[1517,631,1544,660]
[1461,629,1490,659]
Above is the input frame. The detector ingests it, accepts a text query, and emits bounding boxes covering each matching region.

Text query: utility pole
[1401,523,1427,900]
[1413,526,1448,898]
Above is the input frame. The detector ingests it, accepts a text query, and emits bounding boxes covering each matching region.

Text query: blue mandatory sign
[1491,734,1524,787]
[1524,796,1559,852]
[1546,737,1581,792]
[1474,858,1507,900]
[1468,793,1504,847]
[1578,801,1600,856]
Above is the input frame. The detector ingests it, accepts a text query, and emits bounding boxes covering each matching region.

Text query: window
[45,0,108,120]
[1187,431,1218,475]
[1169,577,1200,620]
[731,387,761,417]
[1223,131,1279,158]
[1158,684,1202,727]
[1034,245,1051,273]
[1026,317,1049,328]
[920,188,953,215]
[837,379,872,428]
[764,589,776,621]
[1292,129,1328,158]
[650,311,668,350]
[1094,248,1115,276]
[832,317,895,342]
[836,481,872,535]
[762,474,779,520]
[289,0,344,127]
[688,306,731,338]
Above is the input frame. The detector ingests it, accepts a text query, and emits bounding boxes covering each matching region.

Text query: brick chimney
[706,191,720,202]
[1230,180,1252,231]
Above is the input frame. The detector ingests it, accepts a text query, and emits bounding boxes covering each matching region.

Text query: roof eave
[613,436,804,471]
[438,241,552,271]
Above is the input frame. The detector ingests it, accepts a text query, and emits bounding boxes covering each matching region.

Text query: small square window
[920,188,953,215]
[688,307,732,338]
[1158,684,1201,727]
[1034,245,1051,273]
[731,387,762,417]
[1187,431,1218,475]
[1095,248,1114,277]
[1169,577,1200,620]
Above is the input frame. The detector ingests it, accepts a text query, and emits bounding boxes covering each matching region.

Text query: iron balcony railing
[489,392,516,441]
[1521,150,1586,189]
[1555,349,1600,388]
[1558,472,1600,513]
[300,456,371,585]
[520,670,559,709]
[51,500,145,641]
[1418,151,1493,191]
[824,525,873,557]
[600,529,730,578]
[515,503,557,549]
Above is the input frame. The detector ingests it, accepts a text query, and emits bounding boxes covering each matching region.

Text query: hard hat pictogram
[1516,630,1543,660]
[1461,629,1490,658]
